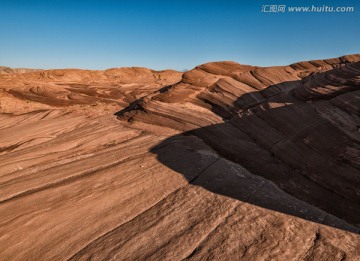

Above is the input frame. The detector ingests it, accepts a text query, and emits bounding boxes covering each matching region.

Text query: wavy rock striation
[0,55,360,260]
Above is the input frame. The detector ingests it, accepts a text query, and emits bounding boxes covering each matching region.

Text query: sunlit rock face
[1,55,360,260]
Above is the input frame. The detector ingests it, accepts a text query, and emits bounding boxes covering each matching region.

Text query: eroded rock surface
[0,56,360,260]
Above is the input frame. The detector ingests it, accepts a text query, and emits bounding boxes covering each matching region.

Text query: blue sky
[0,0,359,70]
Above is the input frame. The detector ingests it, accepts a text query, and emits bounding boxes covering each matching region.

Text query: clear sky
[0,0,359,70]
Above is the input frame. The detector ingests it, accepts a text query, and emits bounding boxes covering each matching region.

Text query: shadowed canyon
[0,55,360,260]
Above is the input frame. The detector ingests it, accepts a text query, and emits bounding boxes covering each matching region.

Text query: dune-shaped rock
[1,55,360,260]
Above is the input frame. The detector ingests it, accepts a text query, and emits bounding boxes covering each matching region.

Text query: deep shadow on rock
[149,122,360,234]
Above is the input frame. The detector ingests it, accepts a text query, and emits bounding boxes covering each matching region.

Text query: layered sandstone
[0,55,360,260]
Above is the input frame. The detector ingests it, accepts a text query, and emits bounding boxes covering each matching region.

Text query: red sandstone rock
[0,55,359,260]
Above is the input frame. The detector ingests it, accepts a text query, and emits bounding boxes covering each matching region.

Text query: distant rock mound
[0,67,182,109]
[0,66,41,74]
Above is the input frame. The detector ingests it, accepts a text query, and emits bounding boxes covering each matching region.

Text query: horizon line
[2,53,359,72]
